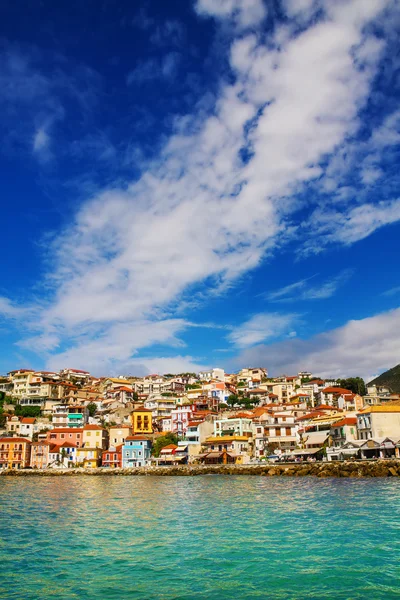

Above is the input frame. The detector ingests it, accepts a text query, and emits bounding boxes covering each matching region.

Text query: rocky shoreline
[1,460,400,477]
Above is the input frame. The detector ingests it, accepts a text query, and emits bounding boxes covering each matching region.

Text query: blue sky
[1,0,400,380]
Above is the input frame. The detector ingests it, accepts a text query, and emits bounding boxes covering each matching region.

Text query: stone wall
[1,460,400,477]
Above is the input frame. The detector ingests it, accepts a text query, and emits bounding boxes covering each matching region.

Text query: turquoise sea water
[1,476,400,600]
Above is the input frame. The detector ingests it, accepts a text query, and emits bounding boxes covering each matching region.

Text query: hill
[368,364,400,393]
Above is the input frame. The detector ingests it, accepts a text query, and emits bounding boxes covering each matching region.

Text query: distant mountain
[368,364,400,393]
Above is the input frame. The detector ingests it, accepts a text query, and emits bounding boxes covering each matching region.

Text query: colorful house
[76,424,108,468]
[47,428,84,448]
[109,424,132,447]
[31,441,52,469]
[157,443,188,465]
[122,435,152,467]
[102,445,123,468]
[0,437,31,469]
[82,424,108,449]
[131,407,153,434]
[48,442,77,468]
[76,446,103,468]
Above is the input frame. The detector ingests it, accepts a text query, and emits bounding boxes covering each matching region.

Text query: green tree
[336,377,366,395]
[87,402,98,417]
[152,433,178,457]
[239,396,257,409]
[14,405,41,418]
[227,394,238,407]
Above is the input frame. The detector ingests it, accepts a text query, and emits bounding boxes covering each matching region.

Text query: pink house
[47,428,84,448]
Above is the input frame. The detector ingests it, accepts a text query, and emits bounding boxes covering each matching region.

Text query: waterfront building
[0,437,31,469]
[47,428,84,447]
[329,417,358,447]
[122,435,152,467]
[156,444,188,465]
[357,403,400,440]
[30,441,52,469]
[48,442,77,468]
[102,445,123,468]
[76,444,103,468]
[201,435,251,463]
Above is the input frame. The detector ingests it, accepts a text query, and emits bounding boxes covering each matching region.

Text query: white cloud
[266,270,353,302]
[228,312,299,348]
[195,0,267,29]
[127,52,180,85]
[33,127,50,152]
[233,307,400,380]
[382,286,400,297]
[0,297,30,319]
[4,0,399,374]
[304,199,400,254]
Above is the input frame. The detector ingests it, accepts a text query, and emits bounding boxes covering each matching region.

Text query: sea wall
[1,460,400,477]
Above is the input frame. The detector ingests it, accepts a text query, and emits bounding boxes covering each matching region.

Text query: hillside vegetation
[368,364,400,393]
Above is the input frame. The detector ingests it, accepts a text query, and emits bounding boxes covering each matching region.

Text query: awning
[304,431,329,446]
[201,451,235,459]
[286,448,322,456]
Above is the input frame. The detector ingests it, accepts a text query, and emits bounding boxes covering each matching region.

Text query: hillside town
[1,366,400,470]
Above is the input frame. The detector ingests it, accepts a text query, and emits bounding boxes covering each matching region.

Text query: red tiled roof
[83,424,105,431]
[160,444,178,452]
[0,437,31,443]
[331,417,357,427]
[54,441,77,449]
[49,428,84,433]
[20,417,36,424]
[322,387,353,395]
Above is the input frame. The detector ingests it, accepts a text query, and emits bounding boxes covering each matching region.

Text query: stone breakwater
[1,460,400,477]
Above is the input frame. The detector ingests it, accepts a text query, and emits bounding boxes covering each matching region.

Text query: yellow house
[0,437,31,469]
[76,446,102,468]
[131,407,153,434]
[75,425,108,468]
[201,435,251,464]
[82,424,108,448]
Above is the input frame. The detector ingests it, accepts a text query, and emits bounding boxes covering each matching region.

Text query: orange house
[0,437,31,469]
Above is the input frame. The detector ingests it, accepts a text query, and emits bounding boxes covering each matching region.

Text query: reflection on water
[0,476,399,599]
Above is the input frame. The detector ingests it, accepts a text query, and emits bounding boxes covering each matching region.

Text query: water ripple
[0,476,399,599]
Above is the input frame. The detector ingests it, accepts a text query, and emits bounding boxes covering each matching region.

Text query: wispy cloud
[233,306,400,381]
[126,52,181,85]
[382,286,400,297]
[2,0,399,374]
[196,0,267,29]
[228,312,299,348]
[266,270,353,302]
